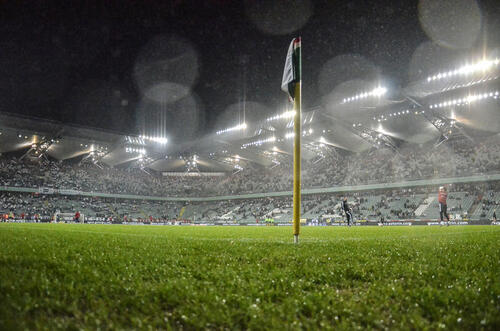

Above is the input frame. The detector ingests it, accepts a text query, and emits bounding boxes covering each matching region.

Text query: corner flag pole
[292,40,302,244]
[293,80,301,244]
[281,37,302,244]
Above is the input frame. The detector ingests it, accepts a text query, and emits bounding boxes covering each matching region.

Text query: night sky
[0,0,499,138]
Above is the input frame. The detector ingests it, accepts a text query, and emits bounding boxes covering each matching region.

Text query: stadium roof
[1,54,499,173]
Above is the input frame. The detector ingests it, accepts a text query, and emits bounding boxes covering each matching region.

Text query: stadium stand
[1,131,499,224]
[472,190,500,219]
[0,134,499,197]
[0,192,183,222]
[2,181,499,223]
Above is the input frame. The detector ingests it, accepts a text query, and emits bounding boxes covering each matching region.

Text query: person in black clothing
[342,197,353,227]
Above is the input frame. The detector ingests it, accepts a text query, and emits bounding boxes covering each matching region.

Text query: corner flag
[281,37,302,101]
[282,37,302,244]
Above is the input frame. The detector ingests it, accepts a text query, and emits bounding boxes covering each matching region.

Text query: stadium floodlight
[429,90,499,109]
[125,147,146,154]
[341,86,388,104]
[216,122,247,135]
[127,136,147,145]
[372,108,423,122]
[139,135,168,144]
[266,110,296,122]
[426,58,500,82]
[21,136,58,160]
[372,87,387,96]
[149,137,168,144]
[241,136,276,148]
[300,128,313,137]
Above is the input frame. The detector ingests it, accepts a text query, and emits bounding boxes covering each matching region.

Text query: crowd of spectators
[0,157,207,197]
[1,181,498,222]
[0,191,183,222]
[0,134,499,198]
[207,134,500,195]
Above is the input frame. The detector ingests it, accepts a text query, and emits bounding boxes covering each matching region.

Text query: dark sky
[0,0,499,137]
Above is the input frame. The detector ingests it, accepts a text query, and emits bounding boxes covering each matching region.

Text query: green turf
[0,224,499,330]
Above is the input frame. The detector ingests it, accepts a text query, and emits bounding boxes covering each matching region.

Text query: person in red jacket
[74,211,81,223]
[438,186,450,225]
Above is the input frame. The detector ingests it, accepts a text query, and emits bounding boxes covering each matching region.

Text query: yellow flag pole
[293,80,301,244]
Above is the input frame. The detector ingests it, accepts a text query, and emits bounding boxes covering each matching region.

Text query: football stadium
[1,0,500,329]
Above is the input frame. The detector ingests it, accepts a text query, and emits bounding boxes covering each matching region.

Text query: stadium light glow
[373,108,424,122]
[426,58,500,82]
[126,136,146,145]
[429,91,499,109]
[150,137,168,144]
[139,135,168,144]
[266,110,296,122]
[440,76,499,93]
[216,122,247,135]
[342,86,388,104]
[241,136,276,148]
[285,128,313,140]
[125,147,146,154]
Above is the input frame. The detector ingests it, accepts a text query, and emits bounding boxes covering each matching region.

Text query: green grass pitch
[1,223,499,330]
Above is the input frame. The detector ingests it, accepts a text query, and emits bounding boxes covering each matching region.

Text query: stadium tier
[1,181,498,223]
[1,128,499,223]
[0,133,499,197]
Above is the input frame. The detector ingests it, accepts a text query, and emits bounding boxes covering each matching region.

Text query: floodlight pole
[292,81,302,244]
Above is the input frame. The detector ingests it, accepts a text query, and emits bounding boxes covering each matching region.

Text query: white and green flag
[281,37,301,101]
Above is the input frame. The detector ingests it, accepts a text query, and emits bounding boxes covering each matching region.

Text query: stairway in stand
[467,194,483,218]
[415,196,435,217]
